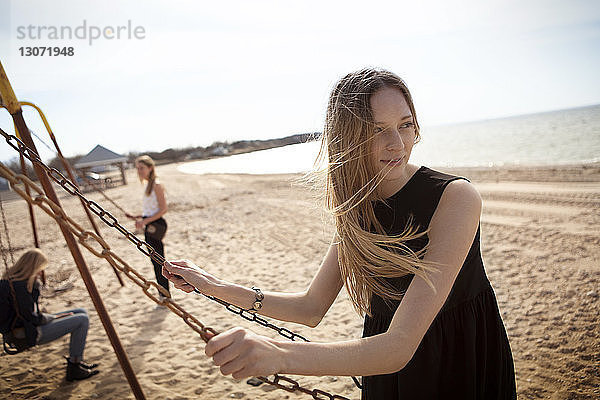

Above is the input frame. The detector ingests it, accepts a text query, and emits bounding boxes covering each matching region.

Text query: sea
[178,104,600,175]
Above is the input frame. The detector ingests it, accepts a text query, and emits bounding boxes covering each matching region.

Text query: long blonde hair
[2,249,48,292]
[318,67,436,316]
[135,155,156,196]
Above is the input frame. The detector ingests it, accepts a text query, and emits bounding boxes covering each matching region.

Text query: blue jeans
[36,308,89,361]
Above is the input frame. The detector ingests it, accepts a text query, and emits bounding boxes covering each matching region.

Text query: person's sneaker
[79,361,99,369]
[66,358,100,382]
[65,356,98,370]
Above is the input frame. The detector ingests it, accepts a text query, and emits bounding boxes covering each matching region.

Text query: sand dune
[0,163,598,399]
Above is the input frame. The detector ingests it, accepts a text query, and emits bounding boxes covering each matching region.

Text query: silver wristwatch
[251,286,264,311]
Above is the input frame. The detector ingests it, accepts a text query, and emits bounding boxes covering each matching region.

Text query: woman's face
[136,162,151,180]
[369,86,416,192]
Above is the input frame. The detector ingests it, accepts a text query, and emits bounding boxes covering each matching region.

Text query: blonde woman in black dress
[163,68,516,399]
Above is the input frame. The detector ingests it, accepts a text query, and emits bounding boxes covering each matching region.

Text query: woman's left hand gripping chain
[162,260,219,293]
[205,327,287,380]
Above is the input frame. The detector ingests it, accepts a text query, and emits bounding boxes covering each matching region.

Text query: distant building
[210,145,229,156]
[74,145,128,186]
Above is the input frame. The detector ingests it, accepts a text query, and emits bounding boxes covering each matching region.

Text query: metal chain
[77,173,130,216]
[0,129,355,399]
[257,375,351,399]
[205,295,310,341]
[28,128,132,217]
[0,161,351,400]
[0,129,331,343]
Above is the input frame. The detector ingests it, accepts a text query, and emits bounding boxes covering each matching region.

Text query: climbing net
[0,127,354,400]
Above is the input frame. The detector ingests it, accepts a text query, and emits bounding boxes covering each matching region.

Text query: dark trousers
[144,217,169,295]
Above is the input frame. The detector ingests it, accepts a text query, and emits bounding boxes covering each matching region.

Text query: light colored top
[142,188,160,217]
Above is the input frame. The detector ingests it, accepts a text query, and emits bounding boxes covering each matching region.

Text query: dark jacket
[0,279,43,346]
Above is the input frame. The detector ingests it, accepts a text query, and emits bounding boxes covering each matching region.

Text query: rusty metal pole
[18,150,44,284]
[18,151,40,248]
[0,60,145,399]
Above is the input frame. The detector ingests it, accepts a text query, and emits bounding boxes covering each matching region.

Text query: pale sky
[0,0,599,162]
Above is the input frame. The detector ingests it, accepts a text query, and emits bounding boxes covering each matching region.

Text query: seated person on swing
[0,249,100,381]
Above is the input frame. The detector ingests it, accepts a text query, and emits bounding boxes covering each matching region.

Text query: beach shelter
[74,144,128,185]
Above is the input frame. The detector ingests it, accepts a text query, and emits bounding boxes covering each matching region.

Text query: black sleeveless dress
[361,166,516,400]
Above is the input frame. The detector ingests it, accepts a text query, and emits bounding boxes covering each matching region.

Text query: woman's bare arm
[164,239,344,327]
[205,180,482,378]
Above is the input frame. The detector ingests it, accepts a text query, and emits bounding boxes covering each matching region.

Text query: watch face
[253,301,263,310]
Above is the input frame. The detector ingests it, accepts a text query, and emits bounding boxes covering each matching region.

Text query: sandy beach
[0,162,598,399]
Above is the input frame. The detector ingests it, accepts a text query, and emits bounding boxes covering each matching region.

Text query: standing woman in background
[129,155,169,301]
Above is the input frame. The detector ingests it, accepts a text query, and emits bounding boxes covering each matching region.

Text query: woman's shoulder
[400,166,479,219]
[441,179,481,205]
[418,166,477,195]
[144,181,163,195]
[420,166,465,183]
[428,179,482,249]
[153,181,166,197]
